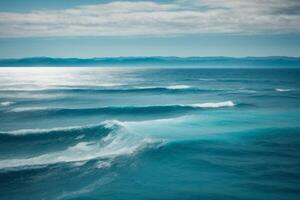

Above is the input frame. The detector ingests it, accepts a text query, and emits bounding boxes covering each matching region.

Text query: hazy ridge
[0,56,300,67]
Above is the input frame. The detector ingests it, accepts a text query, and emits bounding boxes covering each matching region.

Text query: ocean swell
[0,85,220,94]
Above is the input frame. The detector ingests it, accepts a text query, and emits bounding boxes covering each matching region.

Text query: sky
[0,0,300,58]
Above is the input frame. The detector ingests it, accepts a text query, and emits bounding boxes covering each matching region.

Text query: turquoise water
[0,68,299,200]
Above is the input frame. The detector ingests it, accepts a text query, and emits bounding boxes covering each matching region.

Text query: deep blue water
[0,68,299,200]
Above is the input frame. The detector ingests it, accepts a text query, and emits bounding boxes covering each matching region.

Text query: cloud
[0,0,299,37]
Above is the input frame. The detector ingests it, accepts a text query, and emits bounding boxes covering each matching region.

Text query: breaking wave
[0,120,158,170]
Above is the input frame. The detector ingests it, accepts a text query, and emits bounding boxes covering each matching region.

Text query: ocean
[0,67,299,200]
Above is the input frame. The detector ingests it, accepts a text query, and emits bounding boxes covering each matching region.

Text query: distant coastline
[0,56,300,67]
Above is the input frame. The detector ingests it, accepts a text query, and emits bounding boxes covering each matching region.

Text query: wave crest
[166,85,191,90]
[275,88,293,92]
[0,120,118,137]
[185,101,235,108]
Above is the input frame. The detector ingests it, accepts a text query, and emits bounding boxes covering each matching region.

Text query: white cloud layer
[0,0,300,37]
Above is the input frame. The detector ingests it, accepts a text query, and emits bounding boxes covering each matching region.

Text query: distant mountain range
[0,57,300,67]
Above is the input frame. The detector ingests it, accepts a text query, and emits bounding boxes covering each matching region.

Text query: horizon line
[1,56,300,60]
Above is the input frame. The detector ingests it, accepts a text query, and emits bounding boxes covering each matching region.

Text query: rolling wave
[8,101,237,117]
[0,121,120,161]
[0,120,158,170]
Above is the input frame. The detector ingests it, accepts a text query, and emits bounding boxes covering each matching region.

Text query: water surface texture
[0,68,299,200]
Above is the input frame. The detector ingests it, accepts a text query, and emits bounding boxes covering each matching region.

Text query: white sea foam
[0,122,107,136]
[133,86,157,89]
[72,161,88,167]
[0,101,14,106]
[166,85,191,90]
[75,135,85,140]
[96,161,112,169]
[185,101,235,108]
[275,88,293,92]
[11,106,51,112]
[102,119,125,129]
[1,127,73,136]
